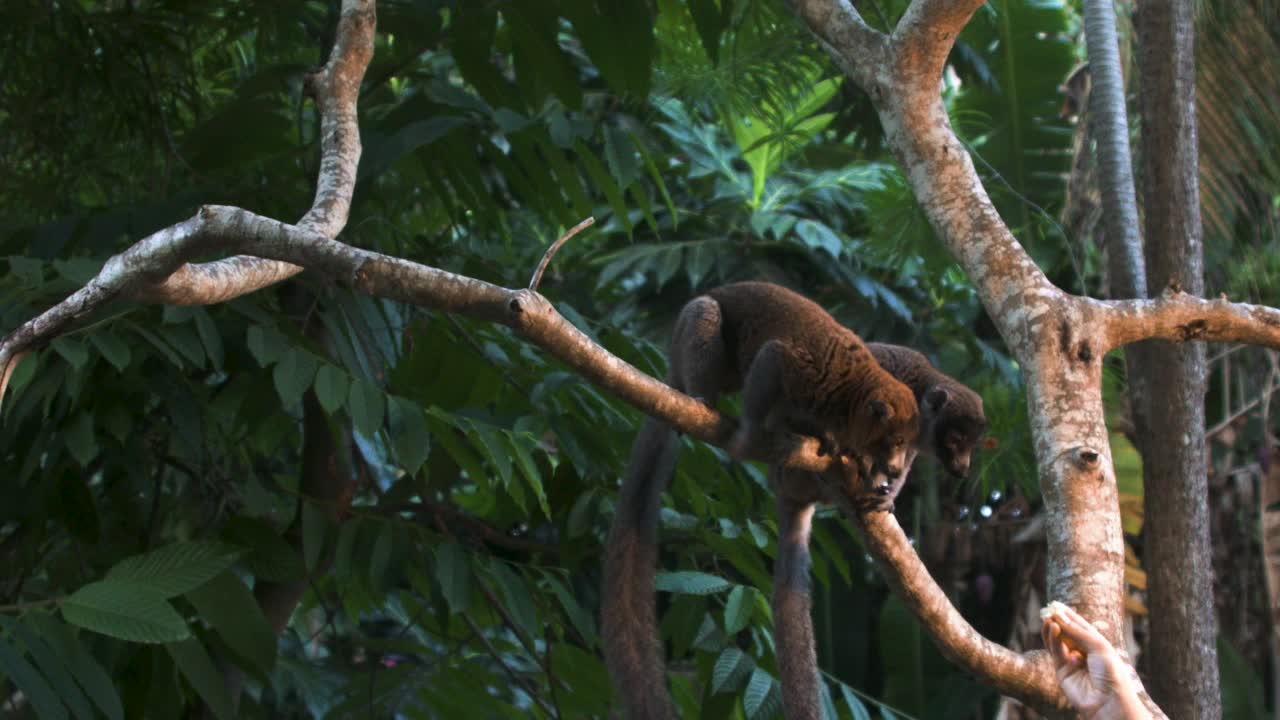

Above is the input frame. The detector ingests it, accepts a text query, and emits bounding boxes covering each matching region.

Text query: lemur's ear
[925,386,951,412]
[869,398,891,421]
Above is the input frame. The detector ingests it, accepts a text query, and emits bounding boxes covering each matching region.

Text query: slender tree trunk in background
[1082,0,1145,298]
[1262,450,1280,719]
[1135,2,1221,717]
[1081,0,1153,468]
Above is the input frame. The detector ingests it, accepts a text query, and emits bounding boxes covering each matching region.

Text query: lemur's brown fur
[865,342,987,498]
[774,344,988,719]
[602,281,919,720]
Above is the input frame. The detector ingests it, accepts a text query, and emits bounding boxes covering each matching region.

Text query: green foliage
[949,0,1078,278]
[0,0,1108,717]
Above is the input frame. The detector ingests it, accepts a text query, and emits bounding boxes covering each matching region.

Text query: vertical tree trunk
[1263,449,1280,718]
[1136,2,1220,716]
[1082,0,1145,299]
[1081,0,1153,477]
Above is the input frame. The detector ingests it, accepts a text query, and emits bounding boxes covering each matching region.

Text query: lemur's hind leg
[668,295,730,405]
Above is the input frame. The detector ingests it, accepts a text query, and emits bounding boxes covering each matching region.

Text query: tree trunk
[1263,449,1280,718]
[1136,3,1220,716]
[1082,0,1145,300]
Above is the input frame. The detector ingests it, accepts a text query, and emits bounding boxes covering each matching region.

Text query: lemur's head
[919,383,987,478]
[849,380,919,491]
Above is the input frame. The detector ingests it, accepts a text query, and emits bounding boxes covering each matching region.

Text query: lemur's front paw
[815,431,840,458]
[855,493,896,514]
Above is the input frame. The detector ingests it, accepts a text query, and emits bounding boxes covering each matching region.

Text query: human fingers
[1043,621,1071,665]
[1051,606,1114,655]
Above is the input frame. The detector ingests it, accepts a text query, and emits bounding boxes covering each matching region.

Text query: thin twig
[476,580,563,720]
[461,611,556,717]
[527,217,594,292]
[544,625,564,719]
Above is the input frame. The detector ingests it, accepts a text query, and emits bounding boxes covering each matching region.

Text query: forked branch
[134,0,375,306]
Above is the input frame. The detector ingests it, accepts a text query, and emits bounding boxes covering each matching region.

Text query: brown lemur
[771,343,988,719]
[602,281,920,720]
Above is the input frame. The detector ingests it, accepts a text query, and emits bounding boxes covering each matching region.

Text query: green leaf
[108,541,241,598]
[567,488,597,538]
[193,309,225,371]
[186,571,276,674]
[369,522,394,589]
[165,638,237,720]
[468,421,512,488]
[711,646,752,694]
[544,573,597,647]
[163,326,207,369]
[509,434,550,518]
[246,325,285,367]
[560,0,653,97]
[655,571,732,596]
[743,667,778,719]
[576,141,633,233]
[0,633,67,720]
[723,585,753,635]
[388,396,430,476]
[334,518,362,581]
[1219,636,1268,720]
[273,348,319,409]
[687,0,726,62]
[64,412,97,465]
[506,2,582,108]
[820,682,839,720]
[435,542,471,613]
[89,331,132,372]
[489,564,537,642]
[604,126,642,188]
[0,616,92,720]
[793,219,844,258]
[348,377,386,437]
[62,580,189,644]
[223,517,305,583]
[841,683,871,720]
[314,364,349,415]
[8,255,44,284]
[359,116,468,182]
[302,500,329,572]
[24,613,122,720]
[879,596,924,716]
[128,323,187,368]
[6,349,37,396]
[51,337,90,370]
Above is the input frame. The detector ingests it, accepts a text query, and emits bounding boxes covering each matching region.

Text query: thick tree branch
[818,481,1063,711]
[783,0,889,88]
[0,205,832,476]
[1103,290,1280,352]
[891,0,986,89]
[134,0,376,306]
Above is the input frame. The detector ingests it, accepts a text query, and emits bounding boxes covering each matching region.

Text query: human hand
[1040,602,1152,720]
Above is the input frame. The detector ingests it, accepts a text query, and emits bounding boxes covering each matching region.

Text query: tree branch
[783,0,889,88]
[891,0,986,89]
[133,0,376,306]
[0,204,833,477]
[819,482,1064,712]
[1103,290,1280,352]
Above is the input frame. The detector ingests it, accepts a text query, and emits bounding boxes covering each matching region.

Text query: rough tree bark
[2,0,1277,715]
[1136,1,1221,716]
